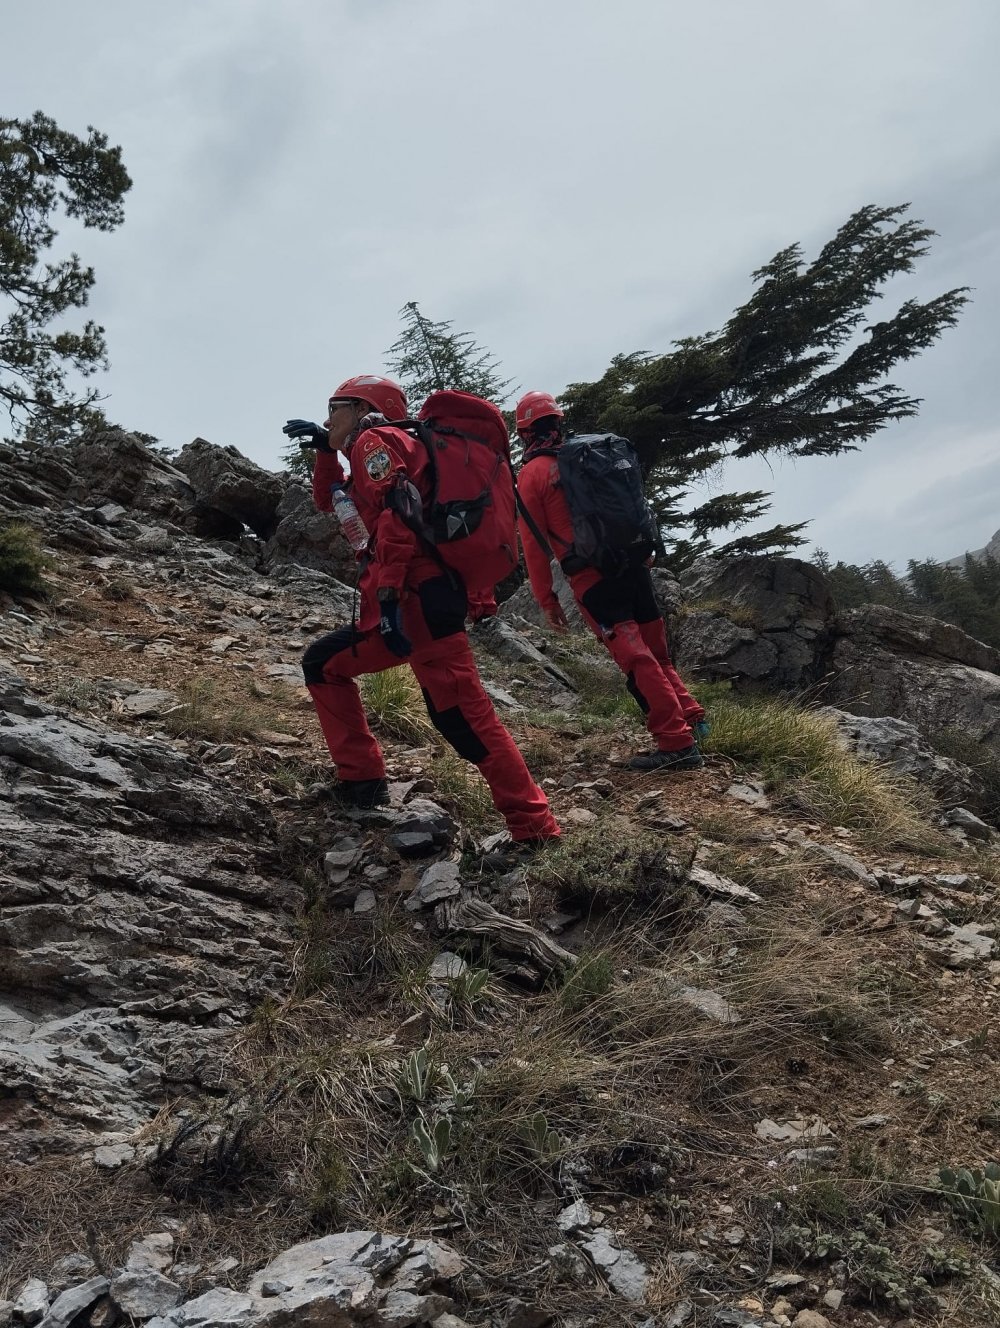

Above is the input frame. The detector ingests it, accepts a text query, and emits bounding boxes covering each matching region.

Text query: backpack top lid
[417,390,510,453]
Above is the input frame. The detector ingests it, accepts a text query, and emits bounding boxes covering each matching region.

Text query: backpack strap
[514,490,555,561]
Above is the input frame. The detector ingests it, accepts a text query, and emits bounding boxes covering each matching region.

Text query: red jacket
[517,445,601,615]
[312,428,443,630]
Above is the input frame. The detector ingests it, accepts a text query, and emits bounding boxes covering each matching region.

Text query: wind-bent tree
[386,301,514,407]
[561,205,969,568]
[1,111,131,442]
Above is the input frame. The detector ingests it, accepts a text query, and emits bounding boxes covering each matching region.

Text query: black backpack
[519,433,661,578]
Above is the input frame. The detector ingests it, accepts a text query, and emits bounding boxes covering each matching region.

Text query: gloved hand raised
[282,419,330,451]
[379,597,412,658]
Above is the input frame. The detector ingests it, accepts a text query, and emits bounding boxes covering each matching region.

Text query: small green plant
[0,521,49,596]
[309,1143,350,1226]
[410,1114,452,1172]
[450,966,490,1010]
[939,1162,1000,1238]
[397,1047,457,1104]
[361,668,433,745]
[519,729,560,777]
[517,1111,562,1161]
[780,1221,930,1312]
[558,951,614,1012]
[558,654,638,720]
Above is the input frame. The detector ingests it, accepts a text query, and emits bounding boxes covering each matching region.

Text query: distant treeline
[813,549,1000,650]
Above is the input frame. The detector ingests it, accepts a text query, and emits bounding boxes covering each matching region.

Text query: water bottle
[330,484,369,551]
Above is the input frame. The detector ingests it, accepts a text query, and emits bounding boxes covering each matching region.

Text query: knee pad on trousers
[422,690,489,763]
[302,627,358,686]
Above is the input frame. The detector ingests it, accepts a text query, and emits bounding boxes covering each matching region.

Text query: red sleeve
[350,426,427,599]
[311,448,347,512]
[517,458,559,616]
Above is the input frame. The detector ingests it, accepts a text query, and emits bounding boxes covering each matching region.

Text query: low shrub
[0,521,49,596]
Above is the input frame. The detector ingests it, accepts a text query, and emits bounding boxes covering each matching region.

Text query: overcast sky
[4,0,998,566]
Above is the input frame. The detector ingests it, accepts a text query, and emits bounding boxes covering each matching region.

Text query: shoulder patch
[363,446,392,481]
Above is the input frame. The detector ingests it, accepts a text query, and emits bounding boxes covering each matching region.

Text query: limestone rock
[140,1231,464,1328]
[261,484,356,582]
[36,1279,109,1328]
[944,806,994,840]
[675,556,833,688]
[13,1281,50,1327]
[755,1117,835,1145]
[578,1228,648,1302]
[472,617,576,691]
[406,862,463,911]
[826,605,1000,753]
[111,1272,182,1320]
[675,985,740,1025]
[175,440,285,540]
[688,865,761,905]
[783,830,876,885]
[823,709,980,802]
[0,668,293,1160]
[126,1234,175,1275]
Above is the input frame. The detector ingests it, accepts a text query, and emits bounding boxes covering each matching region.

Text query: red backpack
[383,389,518,594]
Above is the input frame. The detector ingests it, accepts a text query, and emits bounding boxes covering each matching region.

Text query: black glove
[282,419,330,451]
[379,598,412,658]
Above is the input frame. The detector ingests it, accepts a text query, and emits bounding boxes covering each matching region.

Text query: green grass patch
[557,951,614,1012]
[703,694,944,851]
[360,667,434,746]
[678,596,761,629]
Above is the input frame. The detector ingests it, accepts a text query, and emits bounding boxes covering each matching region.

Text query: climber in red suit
[282,375,560,845]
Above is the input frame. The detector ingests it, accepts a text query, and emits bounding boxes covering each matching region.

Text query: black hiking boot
[627,744,704,773]
[328,777,390,809]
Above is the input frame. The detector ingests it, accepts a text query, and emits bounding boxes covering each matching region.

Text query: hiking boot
[627,744,704,773]
[328,777,390,809]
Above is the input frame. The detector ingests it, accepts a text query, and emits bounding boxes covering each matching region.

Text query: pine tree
[1,112,131,442]
[386,302,514,408]
[562,205,968,567]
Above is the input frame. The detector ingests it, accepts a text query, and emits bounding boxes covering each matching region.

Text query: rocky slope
[2,431,1000,1328]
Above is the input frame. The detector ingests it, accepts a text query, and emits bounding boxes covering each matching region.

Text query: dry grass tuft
[705,695,945,851]
[163,676,295,743]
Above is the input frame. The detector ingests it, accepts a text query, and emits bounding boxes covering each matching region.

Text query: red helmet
[515,390,564,432]
[328,374,407,421]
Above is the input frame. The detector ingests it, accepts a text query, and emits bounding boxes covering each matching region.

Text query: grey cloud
[1,0,998,565]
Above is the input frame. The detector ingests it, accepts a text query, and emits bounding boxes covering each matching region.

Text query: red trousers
[302,578,558,842]
[575,566,704,753]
